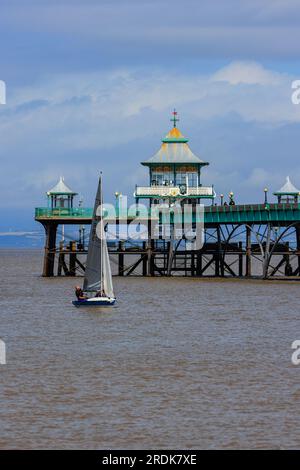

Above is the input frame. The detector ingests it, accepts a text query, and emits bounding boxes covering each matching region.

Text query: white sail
[83,175,115,298]
[102,223,115,298]
[83,178,102,292]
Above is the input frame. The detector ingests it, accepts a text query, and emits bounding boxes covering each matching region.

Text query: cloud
[0,231,39,237]
[1,1,300,85]
[1,61,300,216]
[212,61,282,85]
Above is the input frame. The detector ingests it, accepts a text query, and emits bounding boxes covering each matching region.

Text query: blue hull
[72,299,116,307]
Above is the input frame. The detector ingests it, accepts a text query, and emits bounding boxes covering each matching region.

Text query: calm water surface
[0,249,300,449]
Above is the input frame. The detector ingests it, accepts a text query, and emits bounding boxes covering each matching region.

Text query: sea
[0,249,300,449]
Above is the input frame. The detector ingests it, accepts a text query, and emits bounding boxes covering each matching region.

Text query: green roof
[142,126,208,166]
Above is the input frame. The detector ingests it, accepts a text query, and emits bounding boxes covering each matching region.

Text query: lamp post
[229,191,234,205]
[220,194,224,206]
[115,192,119,216]
[264,188,268,205]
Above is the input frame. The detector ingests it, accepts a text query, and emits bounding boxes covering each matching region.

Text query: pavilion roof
[47,176,78,196]
[141,126,208,166]
[273,176,300,196]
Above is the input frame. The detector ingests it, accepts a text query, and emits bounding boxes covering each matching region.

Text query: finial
[170,109,179,128]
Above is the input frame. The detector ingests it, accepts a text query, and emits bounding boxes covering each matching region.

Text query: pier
[35,202,300,280]
[35,113,300,280]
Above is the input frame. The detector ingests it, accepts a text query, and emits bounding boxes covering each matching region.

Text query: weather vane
[171,109,179,128]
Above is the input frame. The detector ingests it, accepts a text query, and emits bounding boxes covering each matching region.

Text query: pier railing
[35,207,93,218]
[35,202,300,224]
[134,185,214,198]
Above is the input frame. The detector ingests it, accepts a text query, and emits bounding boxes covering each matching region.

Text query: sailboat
[72,175,116,307]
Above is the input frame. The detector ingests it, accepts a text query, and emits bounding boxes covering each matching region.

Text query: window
[151,167,174,186]
[175,171,198,187]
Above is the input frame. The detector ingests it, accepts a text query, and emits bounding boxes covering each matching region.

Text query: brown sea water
[0,249,300,449]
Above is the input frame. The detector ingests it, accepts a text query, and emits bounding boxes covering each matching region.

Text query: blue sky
[1,0,300,244]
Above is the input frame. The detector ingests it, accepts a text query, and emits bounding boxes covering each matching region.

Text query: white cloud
[1,60,300,211]
[0,231,38,236]
[212,61,282,85]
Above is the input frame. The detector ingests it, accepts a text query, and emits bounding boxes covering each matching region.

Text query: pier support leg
[142,242,147,276]
[42,223,57,277]
[57,241,64,276]
[262,223,271,279]
[284,242,291,276]
[196,252,202,276]
[69,241,76,276]
[238,241,243,276]
[118,241,124,276]
[147,240,155,276]
[296,225,300,276]
[246,225,252,277]
[216,226,223,277]
[191,252,195,277]
[147,219,155,276]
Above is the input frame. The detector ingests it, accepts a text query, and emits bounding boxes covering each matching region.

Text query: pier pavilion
[47,176,78,210]
[134,110,215,204]
[35,112,300,280]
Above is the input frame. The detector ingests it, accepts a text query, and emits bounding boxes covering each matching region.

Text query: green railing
[204,203,300,224]
[35,207,93,218]
[35,203,300,224]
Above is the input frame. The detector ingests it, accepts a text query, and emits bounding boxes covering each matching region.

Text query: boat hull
[72,297,116,307]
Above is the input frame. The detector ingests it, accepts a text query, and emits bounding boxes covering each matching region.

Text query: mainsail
[83,176,114,297]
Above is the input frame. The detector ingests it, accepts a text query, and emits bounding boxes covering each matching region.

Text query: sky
[1,0,300,244]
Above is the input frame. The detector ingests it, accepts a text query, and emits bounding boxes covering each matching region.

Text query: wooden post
[57,241,64,276]
[147,218,155,276]
[246,225,252,277]
[69,241,76,276]
[296,224,300,276]
[214,226,221,276]
[118,240,124,276]
[42,223,57,277]
[238,241,243,276]
[191,252,195,276]
[284,241,291,276]
[196,251,202,276]
[150,240,155,276]
[142,241,147,276]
